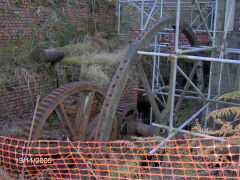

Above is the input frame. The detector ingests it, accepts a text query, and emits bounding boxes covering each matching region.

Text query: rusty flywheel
[98,18,199,141]
[23,81,119,141]
[23,82,139,141]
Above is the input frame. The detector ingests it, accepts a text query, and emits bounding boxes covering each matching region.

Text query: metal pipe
[149,101,218,154]
[150,36,158,125]
[204,0,218,130]
[174,88,209,96]
[217,0,235,99]
[153,86,169,91]
[191,2,209,27]
[130,1,156,22]
[156,46,167,105]
[212,0,218,46]
[156,46,160,87]
[137,51,240,64]
[118,2,121,35]
[146,87,211,96]
[195,7,213,32]
[180,47,213,54]
[143,0,158,30]
[120,0,212,4]
[157,91,240,107]
[177,65,206,100]
[190,0,193,27]
[175,63,198,113]
[210,3,214,31]
[168,0,180,135]
[212,0,235,128]
[160,0,164,19]
[141,0,144,30]
[152,122,227,141]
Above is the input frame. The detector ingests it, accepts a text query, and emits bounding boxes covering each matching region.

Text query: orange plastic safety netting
[0,136,239,179]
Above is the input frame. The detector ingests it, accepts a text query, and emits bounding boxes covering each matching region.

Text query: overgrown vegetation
[192,91,240,137]
[0,0,117,66]
[0,0,120,89]
[0,0,125,136]
[57,36,128,90]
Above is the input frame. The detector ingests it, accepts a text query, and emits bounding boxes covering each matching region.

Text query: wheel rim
[98,18,199,142]
[23,82,106,141]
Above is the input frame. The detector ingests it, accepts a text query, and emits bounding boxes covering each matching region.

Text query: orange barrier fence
[0,136,239,179]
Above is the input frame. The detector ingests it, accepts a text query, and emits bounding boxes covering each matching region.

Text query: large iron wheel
[98,18,199,141]
[23,82,117,141]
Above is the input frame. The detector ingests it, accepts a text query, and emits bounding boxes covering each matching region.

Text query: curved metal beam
[99,18,198,142]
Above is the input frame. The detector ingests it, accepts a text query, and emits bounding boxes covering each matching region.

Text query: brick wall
[120,74,138,107]
[0,65,138,120]
[55,64,139,107]
[0,0,116,42]
[0,75,57,120]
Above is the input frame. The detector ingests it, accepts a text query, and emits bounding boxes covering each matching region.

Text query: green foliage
[63,55,121,65]
[0,7,5,14]
[207,107,240,120]
[207,90,240,121]
[217,91,240,101]
[192,90,240,137]
[0,38,36,66]
[0,0,117,67]
[59,43,95,57]
[44,16,79,47]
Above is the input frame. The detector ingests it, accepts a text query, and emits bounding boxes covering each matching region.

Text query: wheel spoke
[85,114,99,136]
[59,103,77,141]
[54,108,68,131]
[137,62,163,124]
[78,91,95,141]
[74,94,85,134]
[24,82,106,141]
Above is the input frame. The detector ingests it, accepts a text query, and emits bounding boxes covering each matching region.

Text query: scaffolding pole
[119,0,240,156]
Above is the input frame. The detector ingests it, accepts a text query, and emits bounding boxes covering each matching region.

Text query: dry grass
[60,46,129,90]
[0,123,23,138]
[81,64,110,89]
[217,91,240,101]
[58,42,96,57]
[62,47,127,65]
[58,32,125,57]
[189,90,240,137]
[192,115,240,137]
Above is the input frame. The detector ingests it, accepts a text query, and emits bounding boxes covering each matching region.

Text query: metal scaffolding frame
[118,0,216,33]
[118,0,240,154]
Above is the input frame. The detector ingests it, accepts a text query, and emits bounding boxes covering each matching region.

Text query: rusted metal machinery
[15,18,200,178]
[116,103,140,137]
[23,82,139,141]
[24,18,198,142]
[97,18,198,142]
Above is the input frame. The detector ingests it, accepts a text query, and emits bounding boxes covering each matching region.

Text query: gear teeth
[23,82,106,141]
